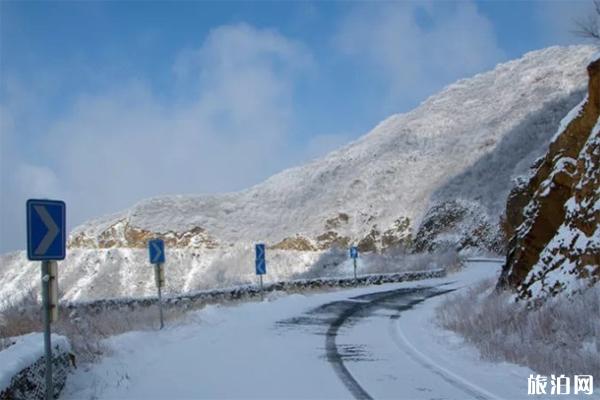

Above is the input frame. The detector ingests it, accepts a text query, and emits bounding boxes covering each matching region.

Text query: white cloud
[0,101,63,252]
[334,1,504,104]
[0,168,59,256]
[0,23,314,252]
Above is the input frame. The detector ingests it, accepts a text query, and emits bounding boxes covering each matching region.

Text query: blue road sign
[27,199,66,261]
[350,246,358,259]
[148,239,165,264]
[255,243,266,275]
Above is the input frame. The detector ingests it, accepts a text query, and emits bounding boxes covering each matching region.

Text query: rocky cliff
[499,54,600,300]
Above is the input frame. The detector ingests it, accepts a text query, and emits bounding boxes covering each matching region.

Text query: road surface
[63,262,536,400]
[278,284,503,400]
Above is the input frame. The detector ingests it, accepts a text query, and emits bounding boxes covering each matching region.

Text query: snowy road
[282,284,500,400]
[63,263,553,399]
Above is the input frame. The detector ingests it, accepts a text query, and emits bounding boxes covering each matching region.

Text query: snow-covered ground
[60,260,598,399]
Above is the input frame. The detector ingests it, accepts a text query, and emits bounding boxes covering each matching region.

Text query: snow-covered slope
[1,45,596,302]
[68,46,594,250]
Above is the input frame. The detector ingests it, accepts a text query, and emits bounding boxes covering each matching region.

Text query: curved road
[283,285,500,400]
[64,262,518,400]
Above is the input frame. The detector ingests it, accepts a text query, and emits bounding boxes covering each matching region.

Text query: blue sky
[0,0,596,252]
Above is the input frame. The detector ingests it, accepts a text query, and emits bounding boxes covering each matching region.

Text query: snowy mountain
[70,46,595,250]
[1,45,596,302]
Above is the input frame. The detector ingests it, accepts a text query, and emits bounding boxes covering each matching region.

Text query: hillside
[499,52,600,300]
[0,45,596,302]
[70,46,594,250]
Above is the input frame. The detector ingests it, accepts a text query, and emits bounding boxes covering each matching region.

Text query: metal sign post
[259,275,264,300]
[148,239,166,330]
[27,199,66,400]
[48,262,59,323]
[155,263,164,329]
[41,261,53,400]
[255,244,266,300]
[350,246,359,280]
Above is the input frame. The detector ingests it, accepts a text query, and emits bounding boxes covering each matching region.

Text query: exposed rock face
[270,214,411,252]
[381,217,412,249]
[324,213,350,230]
[69,219,219,250]
[499,56,600,299]
[414,200,503,254]
[271,235,318,251]
[316,231,351,250]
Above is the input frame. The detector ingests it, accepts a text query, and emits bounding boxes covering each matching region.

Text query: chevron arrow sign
[27,199,66,261]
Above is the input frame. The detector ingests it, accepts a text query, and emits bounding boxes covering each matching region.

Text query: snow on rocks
[500,55,600,300]
[0,333,72,398]
[552,96,588,143]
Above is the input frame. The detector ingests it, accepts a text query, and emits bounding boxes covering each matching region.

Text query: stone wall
[0,334,73,400]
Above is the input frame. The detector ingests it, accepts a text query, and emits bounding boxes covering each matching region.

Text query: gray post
[259,274,264,301]
[41,261,53,400]
[155,264,164,330]
[353,258,357,280]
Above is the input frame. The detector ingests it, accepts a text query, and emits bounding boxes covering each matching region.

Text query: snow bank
[0,333,71,392]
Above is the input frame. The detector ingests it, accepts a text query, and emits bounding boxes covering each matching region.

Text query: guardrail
[64,269,447,313]
[465,257,505,263]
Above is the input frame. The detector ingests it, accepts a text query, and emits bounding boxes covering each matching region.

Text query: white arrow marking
[34,205,60,256]
[151,241,163,263]
[256,246,265,273]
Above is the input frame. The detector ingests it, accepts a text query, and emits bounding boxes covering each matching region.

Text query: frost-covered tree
[573,0,600,41]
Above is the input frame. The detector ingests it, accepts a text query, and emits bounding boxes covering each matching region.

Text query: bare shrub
[294,246,348,279]
[0,290,42,339]
[294,246,461,280]
[54,303,191,362]
[198,247,255,289]
[365,248,461,275]
[436,280,600,378]
[1,290,191,363]
[573,0,600,42]
[55,308,150,361]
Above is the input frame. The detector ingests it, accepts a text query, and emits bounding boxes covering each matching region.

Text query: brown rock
[357,227,380,252]
[315,231,350,250]
[68,220,219,250]
[499,57,600,298]
[271,235,318,251]
[324,213,350,230]
[381,217,412,248]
